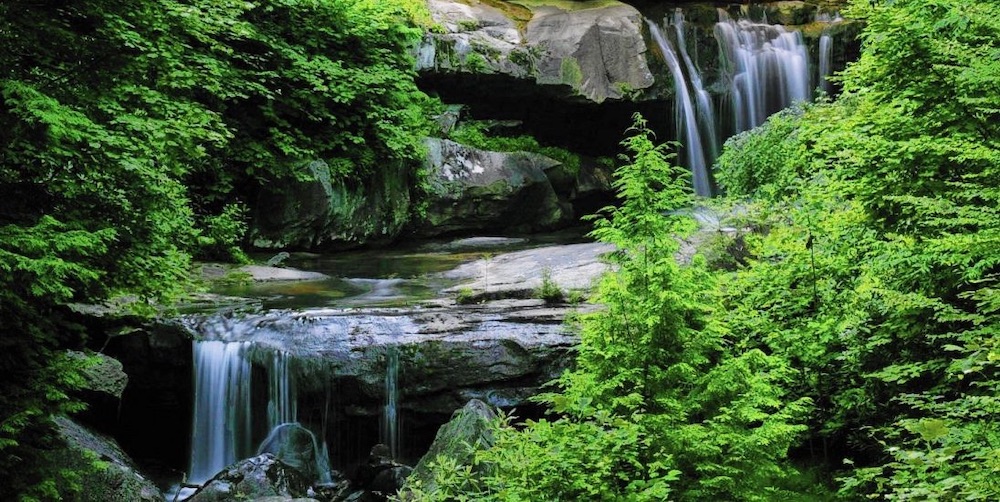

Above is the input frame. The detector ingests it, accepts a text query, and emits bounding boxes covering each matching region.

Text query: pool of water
[212,230,590,310]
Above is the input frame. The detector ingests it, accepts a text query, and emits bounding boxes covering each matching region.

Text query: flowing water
[187,340,331,486]
[648,18,714,196]
[649,9,819,196]
[382,344,401,459]
[714,10,811,132]
[189,341,253,484]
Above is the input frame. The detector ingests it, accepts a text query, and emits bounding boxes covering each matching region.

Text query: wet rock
[181,304,577,415]
[188,454,310,502]
[404,399,497,496]
[353,444,413,498]
[415,138,568,236]
[256,423,330,482]
[239,265,329,282]
[51,417,164,502]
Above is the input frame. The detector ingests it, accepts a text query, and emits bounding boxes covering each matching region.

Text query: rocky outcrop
[51,417,164,502]
[418,0,653,103]
[182,300,577,415]
[443,241,613,302]
[188,454,311,502]
[404,399,497,496]
[251,160,412,251]
[414,138,569,236]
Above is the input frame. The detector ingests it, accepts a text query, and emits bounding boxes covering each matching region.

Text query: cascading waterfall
[816,13,841,96]
[647,18,714,197]
[649,9,823,195]
[189,341,253,483]
[671,10,721,166]
[188,340,331,485]
[381,344,400,459]
[714,10,811,132]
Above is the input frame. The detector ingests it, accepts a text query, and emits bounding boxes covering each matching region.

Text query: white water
[267,350,297,431]
[672,10,720,165]
[714,10,811,132]
[648,19,714,197]
[381,344,401,459]
[818,32,833,95]
[188,341,331,485]
[189,341,253,484]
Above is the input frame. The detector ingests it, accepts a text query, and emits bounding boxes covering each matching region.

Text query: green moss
[448,121,582,177]
[513,0,622,13]
[464,52,489,73]
[559,57,584,88]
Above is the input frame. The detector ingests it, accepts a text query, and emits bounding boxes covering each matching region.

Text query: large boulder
[251,160,412,251]
[51,417,164,502]
[403,399,497,496]
[414,138,569,236]
[187,454,311,502]
[417,0,653,103]
[256,423,330,482]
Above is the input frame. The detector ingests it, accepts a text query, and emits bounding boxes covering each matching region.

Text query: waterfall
[381,344,400,459]
[189,341,253,484]
[671,10,721,165]
[714,10,811,132]
[647,19,714,197]
[188,340,331,485]
[267,350,297,431]
[818,32,833,95]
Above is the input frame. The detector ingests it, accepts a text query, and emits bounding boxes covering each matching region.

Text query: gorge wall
[250,0,861,250]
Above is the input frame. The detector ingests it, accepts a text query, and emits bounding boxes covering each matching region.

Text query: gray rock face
[67,350,128,400]
[53,417,164,502]
[251,160,411,251]
[404,399,497,496]
[416,138,569,236]
[443,241,613,301]
[188,454,310,502]
[418,0,653,103]
[526,1,654,102]
[182,300,577,415]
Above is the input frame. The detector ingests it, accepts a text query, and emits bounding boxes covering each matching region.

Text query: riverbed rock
[182,300,577,415]
[414,138,569,236]
[239,265,330,282]
[443,241,613,302]
[51,417,164,502]
[417,0,653,104]
[404,399,497,496]
[188,454,310,502]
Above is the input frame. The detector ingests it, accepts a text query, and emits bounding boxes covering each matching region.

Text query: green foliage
[455,287,478,305]
[535,268,565,304]
[716,105,809,199]
[449,121,582,177]
[707,0,1000,499]
[419,115,811,500]
[0,0,436,497]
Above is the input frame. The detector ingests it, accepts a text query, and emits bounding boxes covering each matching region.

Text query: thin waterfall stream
[381,344,400,460]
